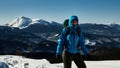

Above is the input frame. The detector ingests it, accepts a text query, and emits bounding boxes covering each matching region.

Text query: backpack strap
[65,26,70,36]
[76,27,82,50]
[63,27,70,49]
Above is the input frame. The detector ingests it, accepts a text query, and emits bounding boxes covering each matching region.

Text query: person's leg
[73,53,87,68]
[62,51,72,68]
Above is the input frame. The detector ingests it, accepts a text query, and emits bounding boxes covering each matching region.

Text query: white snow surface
[85,39,96,46]
[0,55,120,68]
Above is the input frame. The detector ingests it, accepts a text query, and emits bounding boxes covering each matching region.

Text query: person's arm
[56,28,66,55]
[79,31,89,55]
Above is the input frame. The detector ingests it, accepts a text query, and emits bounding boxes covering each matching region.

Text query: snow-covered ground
[0,55,120,68]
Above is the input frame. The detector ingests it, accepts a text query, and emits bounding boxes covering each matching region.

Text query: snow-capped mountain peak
[8,16,32,28]
[8,16,54,29]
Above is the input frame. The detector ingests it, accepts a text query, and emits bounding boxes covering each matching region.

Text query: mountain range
[0,16,120,59]
[6,16,120,36]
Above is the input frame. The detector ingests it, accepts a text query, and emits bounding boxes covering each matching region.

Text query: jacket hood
[68,16,78,27]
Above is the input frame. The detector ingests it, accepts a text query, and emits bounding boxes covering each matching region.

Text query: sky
[0,0,120,25]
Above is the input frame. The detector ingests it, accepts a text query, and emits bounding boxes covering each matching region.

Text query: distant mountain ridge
[6,16,120,36]
[7,16,62,29]
[1,16,120,59]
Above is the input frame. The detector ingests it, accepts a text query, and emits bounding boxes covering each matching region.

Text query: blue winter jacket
[56,16,88,55]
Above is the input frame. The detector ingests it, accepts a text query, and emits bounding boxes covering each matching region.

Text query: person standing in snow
[56,15,88,68]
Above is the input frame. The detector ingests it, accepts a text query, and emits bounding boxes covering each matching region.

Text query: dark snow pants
[62,51,87,68]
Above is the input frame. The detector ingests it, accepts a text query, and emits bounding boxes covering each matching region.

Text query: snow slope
[0,55,120,68]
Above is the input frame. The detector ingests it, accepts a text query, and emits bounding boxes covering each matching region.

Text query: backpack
[63,19,69,27]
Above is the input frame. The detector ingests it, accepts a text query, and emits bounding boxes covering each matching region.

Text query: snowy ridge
[7,16,55,29]
[31,19,51,26]
[0,55,62,68]
[0,55,120,68]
